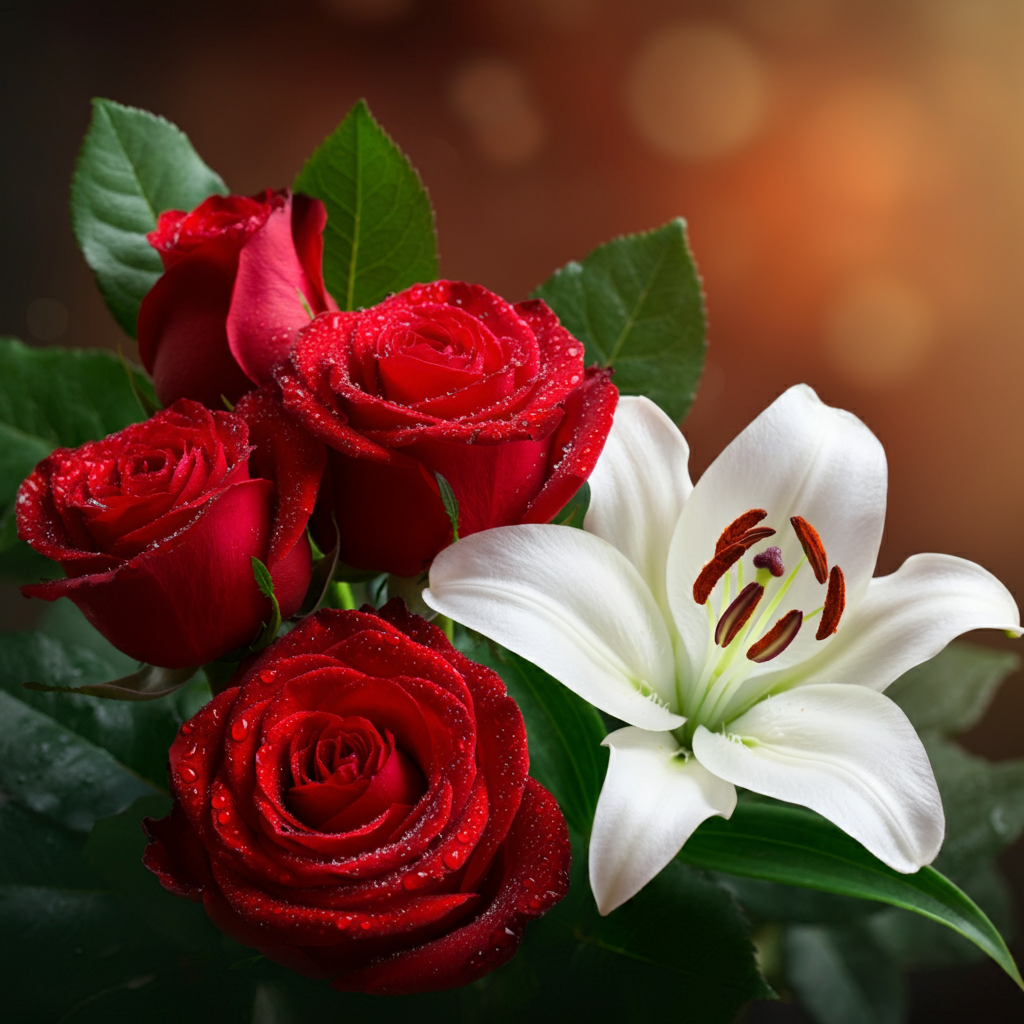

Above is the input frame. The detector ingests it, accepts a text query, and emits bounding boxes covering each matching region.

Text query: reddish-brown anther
[737,526,777,548]
[714,509,768,555]
[693,542,746,605]
[746,609,804,663]
[790,516,829,584]
[816,565,846,640]
[714,582,765,647]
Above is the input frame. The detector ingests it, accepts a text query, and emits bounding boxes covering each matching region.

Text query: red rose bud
[276,280,618,576]
[138,189,337,408]
[142,602,571,994]
[16,396,325,669]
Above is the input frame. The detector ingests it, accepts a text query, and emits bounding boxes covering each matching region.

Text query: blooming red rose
[275,280,618,576]
[17,393,324,668]
[138,188,337,408]
[142,601,571,993]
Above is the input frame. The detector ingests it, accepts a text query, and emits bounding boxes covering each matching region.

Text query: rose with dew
[274,280,618,577]
[142,601,571,993]
[138,188,336,408]
[425,385,1022,913]
[17,392,324,669]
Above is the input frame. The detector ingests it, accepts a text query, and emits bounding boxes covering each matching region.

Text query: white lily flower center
[679,509,846,743]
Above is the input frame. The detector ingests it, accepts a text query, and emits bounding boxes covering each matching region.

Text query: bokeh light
[449,58,545,166]
[625,23,768,163]
[824,275,936,389]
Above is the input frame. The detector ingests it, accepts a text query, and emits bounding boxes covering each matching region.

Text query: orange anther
[790,516,828,584]
[816,565,846,640]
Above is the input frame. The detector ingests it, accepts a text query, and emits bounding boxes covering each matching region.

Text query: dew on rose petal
[528,896,542,910]
[360,921,372,931]
[403,871,431,891]
[336,915,353,929]
[443,848,464,870]
[522,877,535,888]
[211,792,228,809]
[179,766,197,782]
[180,723,193,735]
[231,719,249,741]
[217,810,231,824]
[456,830,472,844]
[259,669,276,683]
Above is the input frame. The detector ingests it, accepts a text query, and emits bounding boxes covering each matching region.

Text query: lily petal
[667,385,888,676]
[425,525,683,730]
[693,683,944,873]
[590,727,737,915]
[584,396,692,608]
[752,552,1022,698]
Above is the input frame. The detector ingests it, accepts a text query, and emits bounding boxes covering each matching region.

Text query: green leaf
[0,337,158,545]
[0,800,91,889]
[886,641,1020,736]
[293,99,438,311]
[868,862,1014,972]
[677,802,1023,988]
[0,690,155,832]
[435,471,460,542]
[784,923,907,1024]
[532,219,706,424]
[716,874,877,926]
[0,630,206,788]
[455,630,607,835]
[924,735,1024,879]
[71,97,228,336]
[551,480,591,529]
[544,854,772,1023]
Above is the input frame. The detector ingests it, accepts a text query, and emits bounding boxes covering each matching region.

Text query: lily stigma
[424,386,1022,915]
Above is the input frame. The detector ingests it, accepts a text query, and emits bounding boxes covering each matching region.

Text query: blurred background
[2,0,1022,1019]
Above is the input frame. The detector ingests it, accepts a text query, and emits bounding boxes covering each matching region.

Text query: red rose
[142,601,571,993]
[17,393,324,668]
[275,280,618,576]
[138,189,337,408]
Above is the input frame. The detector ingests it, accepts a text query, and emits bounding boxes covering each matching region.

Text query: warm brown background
[2,1,1022,1020]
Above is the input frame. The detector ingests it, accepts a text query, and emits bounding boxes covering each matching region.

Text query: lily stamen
[816,565,846,639]
[746,609,803,662]
[695,512,777,605]
[715,509,768,554]
[790,515,829,584]
[714,582,764,647]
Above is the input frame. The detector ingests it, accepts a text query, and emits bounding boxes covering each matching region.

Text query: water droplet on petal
[360,920,372,931]
[217,810,231,824]
[179,766,197,782]
[259,669,276,683]
[211,792,228,809]
[443,848,463,869]
[180,722,193,735]
[231,719,249,741]
[457,830,472,844]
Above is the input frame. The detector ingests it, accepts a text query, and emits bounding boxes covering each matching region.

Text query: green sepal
[551,481,591,528]
[435,472,460,543]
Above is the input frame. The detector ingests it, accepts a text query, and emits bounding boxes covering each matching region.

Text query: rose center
[285,714,425,833]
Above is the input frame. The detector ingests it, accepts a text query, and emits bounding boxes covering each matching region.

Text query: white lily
[423,386,1022,914]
